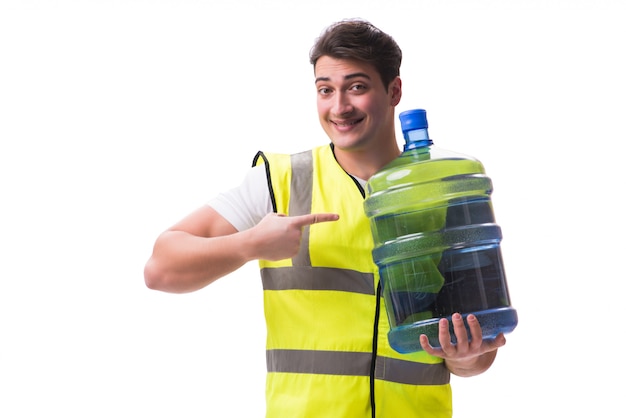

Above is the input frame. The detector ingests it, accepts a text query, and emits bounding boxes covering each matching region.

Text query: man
[144,18,505,418]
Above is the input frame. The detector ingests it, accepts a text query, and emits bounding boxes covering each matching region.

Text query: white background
[1,0,625,416]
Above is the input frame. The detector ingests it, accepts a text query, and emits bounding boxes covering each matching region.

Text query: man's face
[314,56,400,152]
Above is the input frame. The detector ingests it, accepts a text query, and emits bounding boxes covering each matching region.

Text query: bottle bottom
[387,307,518,353]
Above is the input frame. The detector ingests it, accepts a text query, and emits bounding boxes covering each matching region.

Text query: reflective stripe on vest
[267,348,450,386]
[290,150,313,266]
[261,266,374,294]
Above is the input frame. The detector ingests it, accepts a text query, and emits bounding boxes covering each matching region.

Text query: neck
[332,141,401,181]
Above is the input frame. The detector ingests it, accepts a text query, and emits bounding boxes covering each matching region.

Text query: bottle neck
[403,128,432,152]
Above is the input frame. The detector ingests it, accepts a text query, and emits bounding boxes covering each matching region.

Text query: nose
[332,91,353,116]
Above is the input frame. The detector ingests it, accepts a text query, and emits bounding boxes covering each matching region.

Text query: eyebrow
[315,72,372,84]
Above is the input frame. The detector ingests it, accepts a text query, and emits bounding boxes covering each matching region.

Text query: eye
[318,87,333,96]
[350,83,368,93]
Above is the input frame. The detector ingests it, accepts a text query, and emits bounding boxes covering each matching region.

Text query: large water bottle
[364,109,518,353]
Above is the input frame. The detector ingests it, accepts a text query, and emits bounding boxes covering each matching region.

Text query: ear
[389,77,402,106]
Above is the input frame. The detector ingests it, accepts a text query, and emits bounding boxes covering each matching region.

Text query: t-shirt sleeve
[207,165,273,231]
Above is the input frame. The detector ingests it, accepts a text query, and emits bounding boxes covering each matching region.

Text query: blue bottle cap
[399,109,428,135]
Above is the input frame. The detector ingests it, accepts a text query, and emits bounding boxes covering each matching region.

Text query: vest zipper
[370,280,382,418]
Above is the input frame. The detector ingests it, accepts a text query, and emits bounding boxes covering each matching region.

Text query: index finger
[291,213,340,227]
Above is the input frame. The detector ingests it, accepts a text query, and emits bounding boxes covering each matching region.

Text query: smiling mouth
[332,118,363,127]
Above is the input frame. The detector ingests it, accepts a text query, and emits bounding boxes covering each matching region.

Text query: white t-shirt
[207,165,272,232]
[208,162,367,232]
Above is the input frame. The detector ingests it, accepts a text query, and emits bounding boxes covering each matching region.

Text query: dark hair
[309,19,402,90]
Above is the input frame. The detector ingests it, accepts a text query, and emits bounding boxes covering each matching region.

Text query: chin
[331,139,367,152]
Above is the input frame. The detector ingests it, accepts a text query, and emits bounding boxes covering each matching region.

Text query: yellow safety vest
[253,144,452,418]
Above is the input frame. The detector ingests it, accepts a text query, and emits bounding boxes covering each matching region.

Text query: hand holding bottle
[419,313,507,377]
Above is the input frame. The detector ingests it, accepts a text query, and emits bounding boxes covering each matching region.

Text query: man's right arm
[144,205,251,293]
[143,206,339,293]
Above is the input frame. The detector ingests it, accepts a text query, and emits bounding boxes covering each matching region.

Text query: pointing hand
[250,212,339,261]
